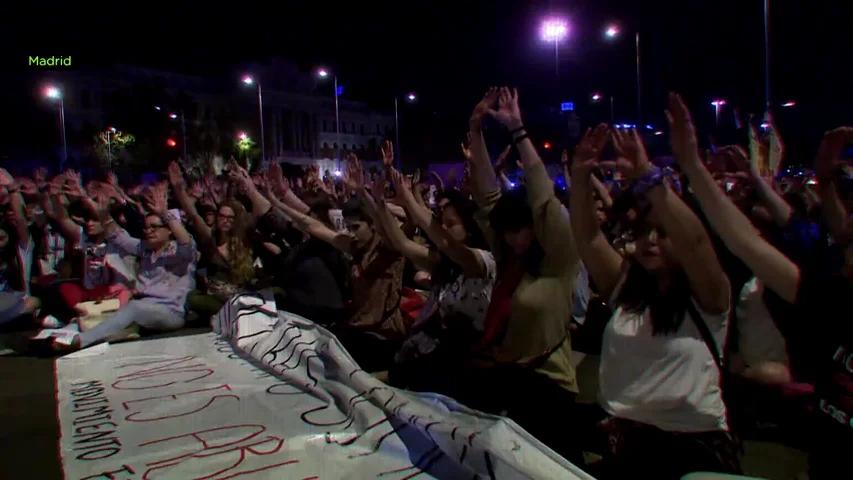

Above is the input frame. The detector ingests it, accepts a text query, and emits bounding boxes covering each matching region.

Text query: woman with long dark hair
[570,105,738,477]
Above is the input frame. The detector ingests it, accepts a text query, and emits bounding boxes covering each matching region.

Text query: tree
[93,128,135,168]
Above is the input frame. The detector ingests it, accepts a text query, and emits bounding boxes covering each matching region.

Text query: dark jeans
[598,416,742,480]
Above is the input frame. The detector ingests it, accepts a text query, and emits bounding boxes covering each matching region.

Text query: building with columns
[21,59,395,171]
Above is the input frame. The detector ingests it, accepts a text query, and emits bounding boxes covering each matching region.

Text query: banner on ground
[56,292,593,479]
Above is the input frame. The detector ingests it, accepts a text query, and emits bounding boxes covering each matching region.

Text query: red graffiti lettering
[122,384,239,422]
[75,421,119,435]
[80,464,135,479]
[142,436,294,480]
[140,424,267,449]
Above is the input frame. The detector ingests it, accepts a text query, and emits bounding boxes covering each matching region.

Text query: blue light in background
[561,102,574,111]
[336,86,344,97]
[645,125,654,130]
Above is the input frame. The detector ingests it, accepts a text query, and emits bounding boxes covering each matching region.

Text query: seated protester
[239,160,406,372]
[53,184,197,351]
[0,172,39,325]
[167,162,255,320]
[365,163,495,391]
[263,195,348,325]
[462,88,583,466]
[679,122,853,480]
[39,175,138,318]
[570,120,739,479]
[732,277,792,386]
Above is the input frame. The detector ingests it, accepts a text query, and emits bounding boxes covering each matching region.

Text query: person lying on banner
[33,171,136,327]
[676,117,853,480]
[53,183,198,351]
[0,168,39,326]
[570,97,741,479]
[227,156,407,373]
[166,161,256,321]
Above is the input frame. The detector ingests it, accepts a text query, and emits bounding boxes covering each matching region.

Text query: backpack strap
[685,299,724,370]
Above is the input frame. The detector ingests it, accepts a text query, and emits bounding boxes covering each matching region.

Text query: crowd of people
[0,87,850,480]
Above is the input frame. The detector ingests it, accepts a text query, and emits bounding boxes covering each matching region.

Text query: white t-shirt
[735,277,789,367]
[38,226,66,276]
[436,248,497,331]
[76,227,136,290]
[0,238,34,296]
[599,298,730,432]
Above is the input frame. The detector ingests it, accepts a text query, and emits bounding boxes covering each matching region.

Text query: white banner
[56,292,593,479]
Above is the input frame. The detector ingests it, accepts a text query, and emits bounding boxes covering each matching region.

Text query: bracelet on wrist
[160,212,176,224]
[513,133,530,145]
[631,166,665,198]
[509,125,526,135]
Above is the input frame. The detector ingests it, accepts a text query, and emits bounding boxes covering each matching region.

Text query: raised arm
[143,184,193,247]
[489,87,578,274]
[467,90,502,210]
[390,168,486,278]
[570,126,625,300]
[669,93,799,304]
[373,191,437,271]
[612,125,729,314]
[168,161,213,244]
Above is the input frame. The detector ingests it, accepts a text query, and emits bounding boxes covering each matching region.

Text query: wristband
[38,184,50,193]
[513,133,530,145]
[509,125,526,135]
[160,212,176,224]
[631,166,665,197]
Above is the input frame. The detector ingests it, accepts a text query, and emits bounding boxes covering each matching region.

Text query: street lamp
[106,126,117,164]
[392,92,417,171]
[603,24,643,126]
[317,68,341,168]
[242,75,266,165]
[781,101,796,107]
[239,132,248,140]
[711,99,727,125]
[44,86,68,170]
[541,18,569,79]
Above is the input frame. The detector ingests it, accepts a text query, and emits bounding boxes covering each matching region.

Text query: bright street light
[407,93,417,102]
[604,25,620,39]
[782,101,796,107]
[169,113,177,119]
[238,132,248,140]
[241,75,265,164]
[44,85,68,169]
[541,19,569,41]
[109,126,116,132]
[317,68,341,169]
[154,106,161,111]
[334,170,342,177]
[317,69,329,78]
[592,93,602,102]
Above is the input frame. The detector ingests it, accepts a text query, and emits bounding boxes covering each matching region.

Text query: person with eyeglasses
[53,183,197,351]
[166,162,256,321]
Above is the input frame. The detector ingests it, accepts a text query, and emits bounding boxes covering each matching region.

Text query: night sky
[3,0,851,165]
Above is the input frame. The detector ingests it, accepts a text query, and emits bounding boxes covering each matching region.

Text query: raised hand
[17,178,37,195]
[62,170,86,198]
[665,93,701,168]
[381,140,394,167]
[143,185,168,216]
[609,128,652,181]
[344,153,365,192]
[470,87,498,132]
[167,161,186,188]
[389,168,412,204]
[571,124,609,178]
[0,168,14,187]
[33,167,48,187]
[488,87,523,131]
[815,127,853,181]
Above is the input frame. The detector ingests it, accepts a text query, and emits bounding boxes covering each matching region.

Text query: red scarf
[476,256,526,351]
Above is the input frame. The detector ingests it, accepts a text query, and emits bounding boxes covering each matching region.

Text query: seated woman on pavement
[0,169,39,327]
[53,184,197,351]
[166,161,256,321]
[38,173,136,324]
